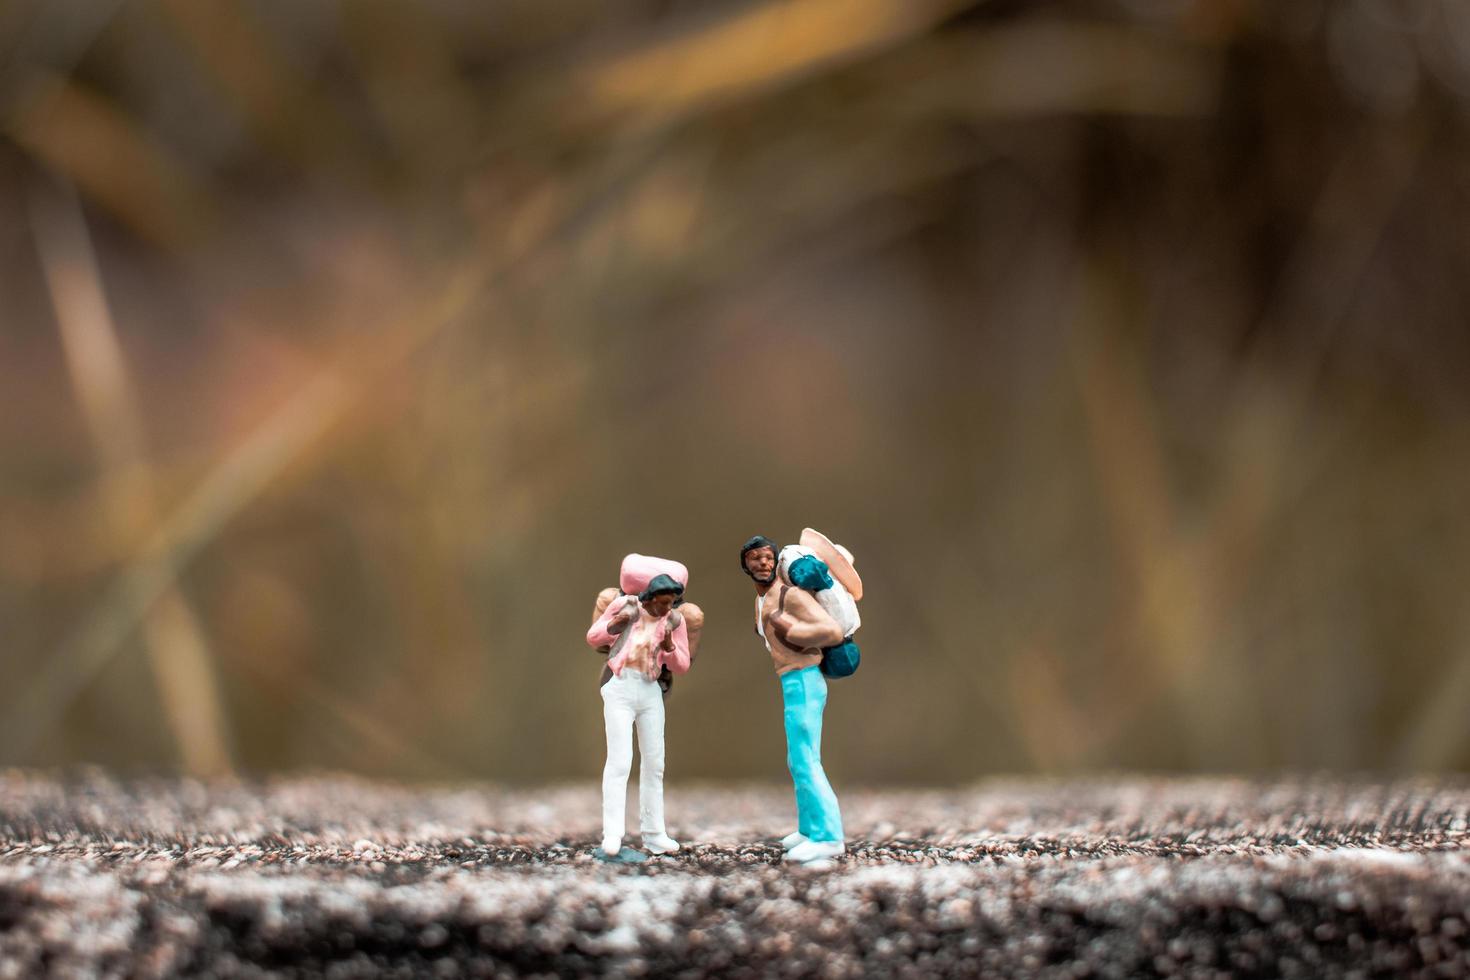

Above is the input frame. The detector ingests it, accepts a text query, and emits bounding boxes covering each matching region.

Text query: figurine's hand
[607,607,634,633]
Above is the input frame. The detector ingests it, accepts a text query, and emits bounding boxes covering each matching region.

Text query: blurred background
[2,0,1469,785]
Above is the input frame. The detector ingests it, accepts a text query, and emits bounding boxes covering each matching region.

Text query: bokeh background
[3,0,1469,785]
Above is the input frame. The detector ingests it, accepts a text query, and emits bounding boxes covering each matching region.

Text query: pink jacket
[586,596,692,677]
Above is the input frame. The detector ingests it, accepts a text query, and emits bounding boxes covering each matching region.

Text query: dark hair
[620,588,685,607]
[740,535,779,572]
[639,573,685,602]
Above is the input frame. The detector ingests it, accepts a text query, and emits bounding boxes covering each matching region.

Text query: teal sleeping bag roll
[820,638,860,679]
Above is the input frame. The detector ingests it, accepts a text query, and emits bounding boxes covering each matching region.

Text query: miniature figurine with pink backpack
[584,553,703,862]
[588,554,705,695]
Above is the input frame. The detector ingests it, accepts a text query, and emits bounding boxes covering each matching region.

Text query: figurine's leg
[806,670,844,844]
[780,669,815,840]
[782,667,844,845]
[601,679,636,851]
[634,680,672,848]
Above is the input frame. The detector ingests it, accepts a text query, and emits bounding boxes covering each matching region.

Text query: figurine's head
[740,535,779,585]
[639,574,685,617]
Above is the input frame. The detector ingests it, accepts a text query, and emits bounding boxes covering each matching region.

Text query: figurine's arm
[770,587,845,650]
[591,588,618,624]
[680,603,705,658]
[587,588,621,653]
[660,611,692,675]
[587,593,635,647]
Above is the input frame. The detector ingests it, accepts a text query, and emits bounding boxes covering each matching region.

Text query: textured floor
[0,774,1468,977]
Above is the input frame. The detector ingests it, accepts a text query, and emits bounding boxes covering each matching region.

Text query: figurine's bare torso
[758,581,840,675]
[756,587,830,675]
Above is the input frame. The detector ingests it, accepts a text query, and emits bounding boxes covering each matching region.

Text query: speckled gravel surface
[1,773,1468,978]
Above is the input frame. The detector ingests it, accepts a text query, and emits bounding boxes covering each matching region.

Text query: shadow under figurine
[585,554,703,863]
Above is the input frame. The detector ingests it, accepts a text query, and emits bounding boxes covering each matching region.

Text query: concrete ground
[1,774,1467,977]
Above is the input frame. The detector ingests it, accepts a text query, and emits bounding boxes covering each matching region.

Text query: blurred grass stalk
[8,73,212,247]
[27,178,231,777]
[2,86,581,772]
[576,0,973,124]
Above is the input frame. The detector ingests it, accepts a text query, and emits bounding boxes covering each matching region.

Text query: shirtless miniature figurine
[742,534,848,865]
[585,555,697,862]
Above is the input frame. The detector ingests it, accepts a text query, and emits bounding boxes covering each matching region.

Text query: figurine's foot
[795,857,838,871]
[780,832,809,851]
[596,845,648,864]
[786,839,845,863]
[600,837,622,858]
[642,833,680,854]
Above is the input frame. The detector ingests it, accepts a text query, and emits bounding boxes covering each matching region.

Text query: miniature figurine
[742,530,862,865]
[585,554,696,863]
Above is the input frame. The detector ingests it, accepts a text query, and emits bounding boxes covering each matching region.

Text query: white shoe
[786,839,845,863]
[642,833,680,854]
[780,832,808,851]
[600,837,622,858]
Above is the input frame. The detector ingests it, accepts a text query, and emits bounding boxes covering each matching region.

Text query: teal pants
[781,666,844,843]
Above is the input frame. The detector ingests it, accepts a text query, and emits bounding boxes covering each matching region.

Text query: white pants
[600,670,666,844]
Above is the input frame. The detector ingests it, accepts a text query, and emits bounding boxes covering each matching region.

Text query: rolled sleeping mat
[799,527,862,602]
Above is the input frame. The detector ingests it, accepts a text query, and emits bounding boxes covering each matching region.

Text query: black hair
[619,588,686,607]
[740,535,780,577]
[639,573,685,602]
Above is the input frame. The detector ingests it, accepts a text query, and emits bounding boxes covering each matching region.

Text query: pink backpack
[618,553,688,595]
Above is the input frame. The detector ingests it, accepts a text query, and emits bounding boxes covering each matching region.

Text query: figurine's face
[743,546,777,585]
[644,592,678,617]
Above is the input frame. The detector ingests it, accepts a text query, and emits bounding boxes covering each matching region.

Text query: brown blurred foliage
[2,0,1470,782]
